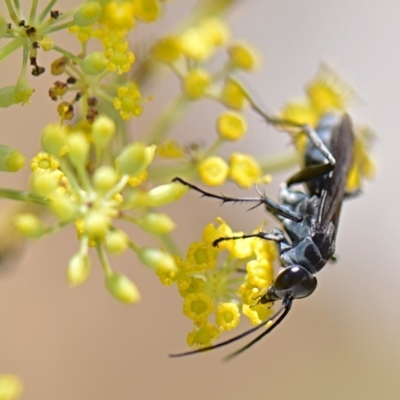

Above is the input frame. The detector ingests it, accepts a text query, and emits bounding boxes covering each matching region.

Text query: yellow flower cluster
[152,18,270,189]
[279,65,376,191]
[157,218,277,349]
[14,115,189,303]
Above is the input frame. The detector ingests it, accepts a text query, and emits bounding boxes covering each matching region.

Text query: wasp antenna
[169,298,291,358]
[223,296,293,361]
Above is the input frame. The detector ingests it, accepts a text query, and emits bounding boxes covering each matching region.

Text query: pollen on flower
[216,302,240,331]
[198,156,229,186]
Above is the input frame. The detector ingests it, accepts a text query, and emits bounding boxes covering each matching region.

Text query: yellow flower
[178,277,206,297]
[182,69,211,100]
[346,127,376,191]
[220,78,248,110]
[228,42,260,71]
[202,217,233,251]
[242,303,274,325]
[198,156,229,186]
[306,64,355,114]
[216,302,240,331]
[152,37,181,63]
[183,292,214,323]
[0,374,23,400]
[187,322,220,349]
[246,258,274,288]
[184,241,217,272]
[216,111,247,141]
[229,152,262,188]
[280,100,319,128]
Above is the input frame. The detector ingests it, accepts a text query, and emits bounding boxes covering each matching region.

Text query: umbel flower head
[19,115,188,303]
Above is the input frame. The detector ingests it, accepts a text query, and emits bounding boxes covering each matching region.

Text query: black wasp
[171,111,355,359]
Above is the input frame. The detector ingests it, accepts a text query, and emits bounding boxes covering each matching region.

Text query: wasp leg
[172,177,302,222]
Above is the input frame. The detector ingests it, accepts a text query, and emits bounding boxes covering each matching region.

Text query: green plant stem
[96,245,113,277]
[145,94,190,144]
[159,234,181,257]
[0,38,23,62]
[0,189,47,205]
[258,150,299,174]
[38,0,57,23]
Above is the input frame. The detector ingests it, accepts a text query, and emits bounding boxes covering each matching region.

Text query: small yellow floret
[216,302,240,331]
[229,153,262,188]
[198,156,229,186]
[220,78,248,110]
[228,42,260,71]
[216,111,247,141]
[187,322,220,348]
[182,69,211,100]
[184,241,217,272]
[183,292,214,323]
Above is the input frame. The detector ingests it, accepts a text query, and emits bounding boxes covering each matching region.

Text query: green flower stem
[52,45,82,65]
[59,159,83,194]
[0,38,23,62]
[145,94,190,144]
[147,163,197,183]
[105,175,129,201]
[28,0,39,25]
[96,245,113,277]
[12,0,22,17]
[76,165,92,192]
[45,20,76,34]
[40,219,74,237]
[158,234,182,257]
[4,0,19,24]
[0,188,47,205]
[202,137,225,159]
[258,150,299,174]
[38,0,57,23]
[128,240,140,253]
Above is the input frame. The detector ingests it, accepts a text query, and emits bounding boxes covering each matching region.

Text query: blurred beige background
[0,0,399,399]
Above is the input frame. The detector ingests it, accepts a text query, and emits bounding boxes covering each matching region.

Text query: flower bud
[138,212,175,234]
[73,1,102,26]
[49,194,78,221]
[30,172,58,196]
[68,132,89,169]
[0,145,25,172]
[146,182,188,207]
[93,166,118,193]
[105,273,141,304]
[105,230,129,254]
[84,212,110,240]
[138,247,177,273]
[81,51,108,76]
[14,213,44,238]
[92,115,115,149]
[67,253,91,286]
[115,143,155,177]
[41,124,68,156]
